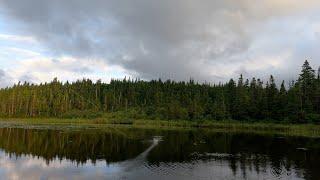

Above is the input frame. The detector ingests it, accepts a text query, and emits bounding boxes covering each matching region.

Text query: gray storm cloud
[1,0,320,82]
[0,69,12,87]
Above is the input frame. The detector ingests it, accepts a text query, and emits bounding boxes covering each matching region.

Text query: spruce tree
[298,60,316,114]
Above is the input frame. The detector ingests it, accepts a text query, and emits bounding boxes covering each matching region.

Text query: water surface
[0,127,319,180]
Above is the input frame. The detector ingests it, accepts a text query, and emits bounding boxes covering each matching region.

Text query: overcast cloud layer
[0,0,320,86]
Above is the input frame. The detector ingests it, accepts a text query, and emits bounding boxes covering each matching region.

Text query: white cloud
[0,34,37,43]
[7,56,132,85]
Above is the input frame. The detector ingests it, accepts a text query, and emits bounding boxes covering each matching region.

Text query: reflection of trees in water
[0,128,319,179]
[0,128,149,165]
[147,131,320,180]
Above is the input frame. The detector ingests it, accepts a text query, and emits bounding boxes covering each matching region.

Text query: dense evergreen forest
[0,60,319,123]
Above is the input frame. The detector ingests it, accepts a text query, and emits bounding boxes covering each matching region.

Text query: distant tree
[234,75,249,120]
[266,75,279,120]
[277,81,288,120]
[298,60,316,115]
[226,79,236,119]
[315,67,320,114]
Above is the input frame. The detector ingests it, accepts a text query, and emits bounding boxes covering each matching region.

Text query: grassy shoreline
[0,118,320,137]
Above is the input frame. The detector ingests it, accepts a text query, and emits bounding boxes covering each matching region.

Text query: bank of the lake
[0,118,320,138]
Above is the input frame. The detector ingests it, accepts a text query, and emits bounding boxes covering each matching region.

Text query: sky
[0,0,320,87]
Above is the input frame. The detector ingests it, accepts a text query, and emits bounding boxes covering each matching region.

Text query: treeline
[0,60,319,123]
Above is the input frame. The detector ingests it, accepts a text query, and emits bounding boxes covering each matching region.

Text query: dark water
[0,127,319,180]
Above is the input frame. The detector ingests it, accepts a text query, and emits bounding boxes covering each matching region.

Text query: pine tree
[226,79,236,119]
[316,67,320,114]
[234,75,249,120]
[266,75,278,120]
[298,60,316,114]
[278,81,288,120]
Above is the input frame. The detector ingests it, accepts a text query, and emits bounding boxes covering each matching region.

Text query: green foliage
[61,109,103,119]
[0,61,319,123]
[305,113,320,124]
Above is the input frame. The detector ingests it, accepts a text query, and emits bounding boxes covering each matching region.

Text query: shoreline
[0,118,320,137]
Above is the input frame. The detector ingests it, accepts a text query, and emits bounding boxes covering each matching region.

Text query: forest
[0,60,319,123]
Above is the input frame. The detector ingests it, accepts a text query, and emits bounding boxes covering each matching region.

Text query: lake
[0,126,319,180]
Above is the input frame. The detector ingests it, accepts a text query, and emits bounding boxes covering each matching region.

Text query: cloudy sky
[0,0,320,87]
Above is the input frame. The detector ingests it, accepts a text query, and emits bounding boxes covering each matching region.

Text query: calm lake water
[0,127,319,180]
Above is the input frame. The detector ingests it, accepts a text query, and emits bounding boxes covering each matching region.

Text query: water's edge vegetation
[1,117,320,138]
